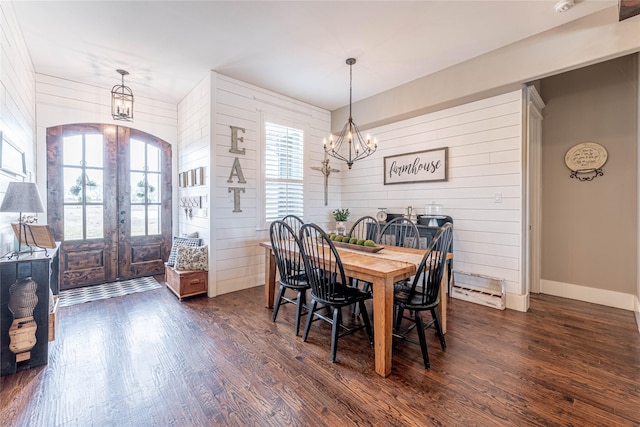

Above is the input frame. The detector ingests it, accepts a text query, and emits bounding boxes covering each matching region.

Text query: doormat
[58,276,162,307]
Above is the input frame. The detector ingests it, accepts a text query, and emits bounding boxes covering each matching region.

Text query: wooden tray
[332,240,384,253]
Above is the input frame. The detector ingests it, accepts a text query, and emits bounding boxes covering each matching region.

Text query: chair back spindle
[378,217,420,248]
[348,215,380,242]
[298,223,348,305]
[406,223,453,306]
[281,214,305,237]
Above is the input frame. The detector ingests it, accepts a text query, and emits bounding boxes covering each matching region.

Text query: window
[62,133,105,240]
[264,121,304,224]
[129,138,162,236]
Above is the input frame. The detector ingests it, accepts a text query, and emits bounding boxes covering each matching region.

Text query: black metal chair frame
[393,222,453,369]
[298,223,374,363]
[378,216,421,249]
[269,220,310,336]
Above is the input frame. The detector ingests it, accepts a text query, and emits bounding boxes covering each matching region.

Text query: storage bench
[165,266,208,300]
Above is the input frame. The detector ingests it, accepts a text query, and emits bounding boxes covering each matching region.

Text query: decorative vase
[336,221,346,235]
[8,277,39,354]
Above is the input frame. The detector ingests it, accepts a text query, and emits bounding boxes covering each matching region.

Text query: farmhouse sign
[384,147,448,185]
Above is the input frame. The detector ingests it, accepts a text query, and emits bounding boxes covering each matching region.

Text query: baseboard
[540,279,635,311]
[505,293,529,312]
[635,295,640,333]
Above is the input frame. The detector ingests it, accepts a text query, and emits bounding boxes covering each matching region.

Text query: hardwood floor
[1,281,639,426]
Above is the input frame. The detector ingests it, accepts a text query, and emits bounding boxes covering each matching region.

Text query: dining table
[260,240,452,377]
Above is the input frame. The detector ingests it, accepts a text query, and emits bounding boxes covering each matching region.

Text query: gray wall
[540,55,638,294]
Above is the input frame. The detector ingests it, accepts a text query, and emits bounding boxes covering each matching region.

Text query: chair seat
[280,273,309,290]
[395,290,439,311]
[314,282,371,306]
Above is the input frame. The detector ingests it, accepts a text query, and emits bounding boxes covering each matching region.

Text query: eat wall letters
[227,126,246,212]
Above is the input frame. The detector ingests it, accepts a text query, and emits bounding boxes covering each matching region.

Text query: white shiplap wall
[0,1,36,255]
[342,90,524,295]
[209,72,331,296]
[177,73,211,245]
[34,74,178,229]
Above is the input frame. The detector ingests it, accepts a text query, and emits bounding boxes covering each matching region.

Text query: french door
[47,124,172,290]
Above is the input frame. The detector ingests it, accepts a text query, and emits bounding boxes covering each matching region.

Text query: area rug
[58,276,162,307]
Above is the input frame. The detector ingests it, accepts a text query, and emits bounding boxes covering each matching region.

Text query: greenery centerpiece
[332,208,350,235]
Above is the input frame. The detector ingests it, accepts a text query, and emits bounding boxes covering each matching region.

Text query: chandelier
[324,58,377,170]
[111,69,134,121]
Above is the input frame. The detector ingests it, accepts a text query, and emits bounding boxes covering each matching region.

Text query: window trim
[257,111,309,231]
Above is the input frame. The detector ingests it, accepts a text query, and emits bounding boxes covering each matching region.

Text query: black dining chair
[346,215,380,308]
[393,222,453,369]
[269,220,310,336]
[347,215,380,243]
[298,223,374,363]
[281,214,304,237]
[378,216,420,249]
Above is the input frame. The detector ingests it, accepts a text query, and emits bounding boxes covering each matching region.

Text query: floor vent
[451,271,505,310]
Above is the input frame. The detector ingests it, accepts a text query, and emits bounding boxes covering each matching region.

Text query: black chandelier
[111,69,134,122]
[323,58,377,170]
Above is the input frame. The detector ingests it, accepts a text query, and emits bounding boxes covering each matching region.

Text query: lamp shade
[0,182,45,214]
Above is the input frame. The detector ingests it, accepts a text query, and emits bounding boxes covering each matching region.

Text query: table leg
[372,276,394,377]
[264,248,276,308]
[438,266,449,334]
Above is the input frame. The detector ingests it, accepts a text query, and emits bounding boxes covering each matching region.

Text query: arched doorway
[47,124,172,290]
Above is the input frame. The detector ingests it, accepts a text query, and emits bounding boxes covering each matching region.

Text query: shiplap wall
[341,90,524,295]
[207,72,332,296]
[177,73,211,245]
[0,2,36,255]
[33,74,178,232]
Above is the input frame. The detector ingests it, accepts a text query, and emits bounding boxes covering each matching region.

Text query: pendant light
[323,58,377,169]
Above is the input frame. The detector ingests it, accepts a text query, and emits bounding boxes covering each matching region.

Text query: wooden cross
[311,157,340,206]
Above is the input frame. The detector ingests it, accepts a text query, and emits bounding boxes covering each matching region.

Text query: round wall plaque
[564,142,608,172]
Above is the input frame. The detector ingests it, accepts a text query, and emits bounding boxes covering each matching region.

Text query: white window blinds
[264,122,304,223]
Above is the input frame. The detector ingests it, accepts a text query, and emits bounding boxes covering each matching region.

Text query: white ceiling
[12,0,617,111]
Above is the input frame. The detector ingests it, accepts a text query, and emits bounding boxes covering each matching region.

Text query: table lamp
[0,182,45,259]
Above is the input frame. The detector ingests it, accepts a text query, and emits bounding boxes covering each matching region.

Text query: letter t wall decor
[227,126,247,212]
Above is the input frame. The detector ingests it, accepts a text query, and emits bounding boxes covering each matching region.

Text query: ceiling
[11,1,618,111]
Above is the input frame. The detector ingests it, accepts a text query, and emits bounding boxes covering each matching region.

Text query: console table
[0,244,59,376]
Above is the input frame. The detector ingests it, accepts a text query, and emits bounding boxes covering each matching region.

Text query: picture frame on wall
[194,167,204,186]
[383,147,448,185]
[0,131,27,177]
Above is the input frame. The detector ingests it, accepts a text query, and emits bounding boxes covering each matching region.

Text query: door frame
[524,85,545,301]
[46,123,172,289]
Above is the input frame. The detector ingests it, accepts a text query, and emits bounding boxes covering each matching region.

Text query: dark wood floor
[1,281,639,426]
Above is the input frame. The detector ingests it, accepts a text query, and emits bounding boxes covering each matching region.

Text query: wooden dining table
[260,241,452,377]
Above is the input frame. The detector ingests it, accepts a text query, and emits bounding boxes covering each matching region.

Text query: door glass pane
[147,145,160,172]
[63,205,83,240]
[84,134,104,167]
[130,172,146,203]
[130,139,145,171]
[130,205,146,237]
[84,169,104,203]
[64,167,83,203]
[63,135,82,166]
[86,205,104,239]
[62,133,105,242]
[147,173,160,203]
[147,205,160,235]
